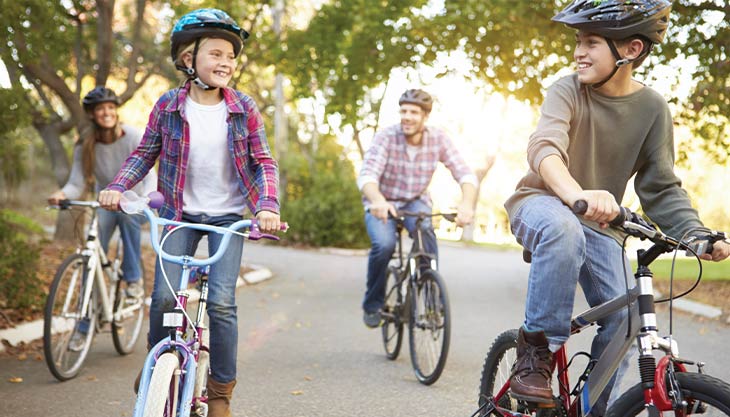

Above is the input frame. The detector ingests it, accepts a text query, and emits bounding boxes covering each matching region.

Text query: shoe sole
[509,392,555,407]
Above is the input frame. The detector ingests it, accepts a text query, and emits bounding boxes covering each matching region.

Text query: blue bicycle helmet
[170,8,249,61]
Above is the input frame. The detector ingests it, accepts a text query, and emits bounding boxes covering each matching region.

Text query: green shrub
[280,138,369,248]
[0,210,46,311]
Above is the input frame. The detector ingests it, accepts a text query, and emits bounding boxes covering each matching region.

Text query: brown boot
[207,377,236,417]
[509,327,554,404]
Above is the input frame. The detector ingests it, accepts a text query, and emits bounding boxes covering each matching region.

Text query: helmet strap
[177,38,217,91]
[592,38,653,89]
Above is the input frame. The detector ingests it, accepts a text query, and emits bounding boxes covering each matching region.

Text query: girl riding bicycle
[503,0,730,415]
[99,8,281,417]
[48,86,157,300]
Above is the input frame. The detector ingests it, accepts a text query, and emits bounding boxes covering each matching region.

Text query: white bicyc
[43,199,145,381]
[123,191,285,417]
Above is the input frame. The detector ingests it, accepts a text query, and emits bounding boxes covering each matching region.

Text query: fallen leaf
[290,390,304,396]
[303,376,312,381]
[17,353,27,361]
[8,377,23,383]
[87,375,98,381]
[35,354,43,361]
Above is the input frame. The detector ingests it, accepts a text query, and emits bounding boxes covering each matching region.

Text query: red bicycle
[476,203,730,416]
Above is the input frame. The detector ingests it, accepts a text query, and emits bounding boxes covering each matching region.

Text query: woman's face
[91,102,118,129]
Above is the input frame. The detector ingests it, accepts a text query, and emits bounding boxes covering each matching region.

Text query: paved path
[1,243,729,416]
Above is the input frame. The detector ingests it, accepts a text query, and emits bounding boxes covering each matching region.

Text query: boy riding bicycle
[503,0,730,415]
[358,89,478,328]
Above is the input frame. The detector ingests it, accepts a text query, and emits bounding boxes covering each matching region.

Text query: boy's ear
[181,51,193,68]
[625,38,646,60]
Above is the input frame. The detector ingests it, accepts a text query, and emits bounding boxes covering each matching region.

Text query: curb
[654,291,723,319]
[0,265,273,353]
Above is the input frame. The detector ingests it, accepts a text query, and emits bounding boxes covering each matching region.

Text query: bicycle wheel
[408,268,450,385]
[143,352,181,417]
[608,372,730,416]
[111,277,145,355]
[381,266,404,360]
[43,254,97,381]
[477,329,533,416]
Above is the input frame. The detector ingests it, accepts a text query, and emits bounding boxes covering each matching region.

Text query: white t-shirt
[182,97,246,216]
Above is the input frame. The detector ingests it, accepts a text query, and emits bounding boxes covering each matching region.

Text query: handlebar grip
[572,200,588,215]
[148,191,164,209]
[572,199,629,227]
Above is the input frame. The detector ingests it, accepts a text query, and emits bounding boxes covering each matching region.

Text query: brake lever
[247,230,281,241]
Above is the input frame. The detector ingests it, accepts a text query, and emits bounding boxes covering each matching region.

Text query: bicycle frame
[61,205,122,331]
[131,200,284,417]
[489,240,706,417]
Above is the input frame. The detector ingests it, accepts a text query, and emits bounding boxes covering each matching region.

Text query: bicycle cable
[157,223,250,334]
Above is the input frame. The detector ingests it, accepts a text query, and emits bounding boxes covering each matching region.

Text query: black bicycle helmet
[552,0,671,44]
[170,8,249,62]
[82,86,120,112]
[399,89,433,113]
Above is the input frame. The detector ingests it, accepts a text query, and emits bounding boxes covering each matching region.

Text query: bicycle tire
[43,254,97,381]
[381,266,404,360]
[408,268,450,385]
[607,372,730,416]
[111,277,145,355]
[477,329,534,416]
[142,352,181,417]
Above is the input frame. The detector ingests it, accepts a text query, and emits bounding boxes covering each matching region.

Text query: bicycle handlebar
[122,191,287,267]
[572,199,726,255]
[49,199,101,210]
[395,211,457,223]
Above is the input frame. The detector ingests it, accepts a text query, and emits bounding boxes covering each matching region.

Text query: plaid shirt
[358,124,474,208]
[108,82,279,220]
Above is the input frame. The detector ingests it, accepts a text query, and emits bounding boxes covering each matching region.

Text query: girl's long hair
[79,120,123,189]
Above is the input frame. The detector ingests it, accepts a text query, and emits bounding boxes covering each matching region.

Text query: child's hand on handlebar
[569,190,620,228]
[98,189,122,211]
[255,210,281,233]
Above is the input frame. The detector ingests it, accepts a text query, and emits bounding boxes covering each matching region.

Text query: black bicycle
[380,210,455,385]
[475,201,730,416]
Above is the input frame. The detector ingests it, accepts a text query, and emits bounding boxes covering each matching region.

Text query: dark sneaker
[509,327,554,404]
[363,310,382,328]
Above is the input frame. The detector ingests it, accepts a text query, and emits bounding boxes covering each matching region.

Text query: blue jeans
[362,199,438,313]
[98,209,143,282]
[148,213,244,384]
[510,195,632,416]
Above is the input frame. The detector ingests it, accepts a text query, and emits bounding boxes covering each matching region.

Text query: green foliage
[0,210,46,311]
[0,130,29,190]
[281,137,369,248]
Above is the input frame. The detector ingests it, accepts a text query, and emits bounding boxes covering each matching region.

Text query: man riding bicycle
[358,88,478,328]
[503,1,730,415]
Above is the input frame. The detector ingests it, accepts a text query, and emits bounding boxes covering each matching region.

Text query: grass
[631,257,730,281]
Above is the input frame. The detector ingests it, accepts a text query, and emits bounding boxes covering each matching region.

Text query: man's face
[399,103,428,137]
[573,31,616,85]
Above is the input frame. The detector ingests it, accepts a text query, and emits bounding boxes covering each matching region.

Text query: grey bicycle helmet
[399,89,433,113]
[82,86,120,112]
[552,0,671,44]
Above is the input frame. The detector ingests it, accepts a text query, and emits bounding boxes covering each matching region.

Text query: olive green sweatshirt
[504,74,702,241]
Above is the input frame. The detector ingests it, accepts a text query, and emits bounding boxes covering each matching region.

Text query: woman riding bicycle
[503,0,730,415]
[48,86,157,300]
[99,8,280,417]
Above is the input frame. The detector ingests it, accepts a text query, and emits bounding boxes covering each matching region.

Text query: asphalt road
[2,243,729,417]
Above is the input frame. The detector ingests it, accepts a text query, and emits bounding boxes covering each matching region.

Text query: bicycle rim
[142,352,181,417]
[382,267,404,360]
[608,372,730,416]
[111,278,145,355]
[408,269,450,385]
[43,254,97,381]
